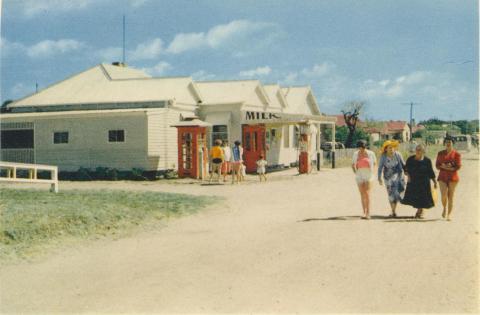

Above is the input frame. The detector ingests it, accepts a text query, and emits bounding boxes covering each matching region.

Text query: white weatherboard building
[0,63,336,173]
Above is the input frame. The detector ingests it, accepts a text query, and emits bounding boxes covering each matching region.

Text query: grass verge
[0,188,217,262]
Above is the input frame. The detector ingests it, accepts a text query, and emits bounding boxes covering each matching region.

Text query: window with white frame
[283,125,290,148]
[53,131,69,144]
[108,130,125,142]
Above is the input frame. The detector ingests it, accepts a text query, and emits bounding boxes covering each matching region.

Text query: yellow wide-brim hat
[381,140,399,153]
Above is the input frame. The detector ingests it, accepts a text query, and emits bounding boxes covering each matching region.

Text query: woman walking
[352,140,377,219]
[221,140,232,182]
[436,136,461,221]
[401,144,437,219]
[378,140,405,217]
[231,140,244,184]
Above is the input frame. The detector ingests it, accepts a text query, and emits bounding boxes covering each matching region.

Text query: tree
[1,100,13,113]
[341,101,365,148]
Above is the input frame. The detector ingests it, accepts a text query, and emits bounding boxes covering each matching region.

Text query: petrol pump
[298,123,316,174]
[173,119,211,179]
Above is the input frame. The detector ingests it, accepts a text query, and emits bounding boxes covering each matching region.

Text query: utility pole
[122,15,126,64]
[401,102,421,142]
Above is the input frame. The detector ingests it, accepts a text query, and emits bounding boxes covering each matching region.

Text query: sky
[1,0,478,121]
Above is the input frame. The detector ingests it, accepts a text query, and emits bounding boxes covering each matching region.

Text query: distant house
[334,114,363,128]
[361,120,410,143]
[382,120,410,142]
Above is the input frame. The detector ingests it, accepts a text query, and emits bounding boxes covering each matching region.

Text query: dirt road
[1,153,478,313]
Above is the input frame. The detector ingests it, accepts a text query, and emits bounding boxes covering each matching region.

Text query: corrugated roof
[281,86,320,115]
[196,80,267,106]
[8,64,199,108]
[263,84,287,109]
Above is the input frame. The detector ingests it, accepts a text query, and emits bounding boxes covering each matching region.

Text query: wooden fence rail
[0,161,58,193]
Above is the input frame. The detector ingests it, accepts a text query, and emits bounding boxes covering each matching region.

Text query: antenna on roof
[122,14,126,64]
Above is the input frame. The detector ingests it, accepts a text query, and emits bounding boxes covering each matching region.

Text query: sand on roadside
[1,152,478,313]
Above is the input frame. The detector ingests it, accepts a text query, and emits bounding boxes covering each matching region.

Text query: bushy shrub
[76,167,92,181]
[164,169,178,179]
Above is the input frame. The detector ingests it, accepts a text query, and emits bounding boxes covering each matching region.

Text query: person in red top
[436,135,462,221]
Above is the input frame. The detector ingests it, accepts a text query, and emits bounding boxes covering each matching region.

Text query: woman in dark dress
[401,144,438,219]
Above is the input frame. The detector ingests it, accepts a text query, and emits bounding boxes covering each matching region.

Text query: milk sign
[245,111,281,121]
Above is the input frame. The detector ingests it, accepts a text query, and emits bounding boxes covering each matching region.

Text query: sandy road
[1,153,479,313]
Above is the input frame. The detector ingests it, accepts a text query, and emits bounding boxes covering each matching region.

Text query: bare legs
[357,181,372,219]
[439,181,458,221]
[389,202,398,217]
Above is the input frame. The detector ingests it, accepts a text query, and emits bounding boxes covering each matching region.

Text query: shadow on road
[298,215,442,223]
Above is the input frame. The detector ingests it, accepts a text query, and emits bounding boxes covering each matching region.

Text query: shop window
[283,125,290,148]
[294,126,300,148]
[108,130,125,142]
[0,129,34,149]
[53,131,69,144]
[211,125,228,144]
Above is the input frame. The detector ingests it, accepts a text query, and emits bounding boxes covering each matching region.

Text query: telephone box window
[108,130,125,142]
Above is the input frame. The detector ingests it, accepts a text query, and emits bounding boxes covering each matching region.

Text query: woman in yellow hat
[378,140,406,217]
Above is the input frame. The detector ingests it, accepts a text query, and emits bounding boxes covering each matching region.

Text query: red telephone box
[298,123,313,174]
[242,124,266,173]
[174,120,210,179]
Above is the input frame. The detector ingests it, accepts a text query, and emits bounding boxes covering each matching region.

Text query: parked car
[320,142,345,151]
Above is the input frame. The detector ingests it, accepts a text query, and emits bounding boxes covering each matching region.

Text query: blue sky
[1,0,478,121]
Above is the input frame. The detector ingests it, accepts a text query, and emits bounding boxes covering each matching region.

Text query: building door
[242,124,265,173]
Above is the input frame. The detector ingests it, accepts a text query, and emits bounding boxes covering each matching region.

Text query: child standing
[256,154,268,182]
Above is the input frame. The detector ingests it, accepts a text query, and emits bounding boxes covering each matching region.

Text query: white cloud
[95,47,123,62]
[281,72,299,85]
[130,38,163,61]
[0,38,26,57]
[239,66,272,77]
[166,19,280,56]
[27,39,85,58]
[141,61,172,76]
[191,70,216,81]
[166,33,205,54]
[361,71,430,98]
[301,62,336,77]
[21,0,94,17]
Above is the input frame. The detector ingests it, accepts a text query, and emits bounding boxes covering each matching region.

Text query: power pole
[401,102,421,142]
[122,15,126,64]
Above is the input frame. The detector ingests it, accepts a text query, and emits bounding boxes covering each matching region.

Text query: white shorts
[356,168,373,184]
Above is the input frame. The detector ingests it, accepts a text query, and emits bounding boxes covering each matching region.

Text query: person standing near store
[352,140,377,219]
[221,140,232,182]
[209,139,224,183]
[378,140,406,218]
[401,144,438,219]
[231,140,243,184]
[256,154,268,182]
[436,136,461,221]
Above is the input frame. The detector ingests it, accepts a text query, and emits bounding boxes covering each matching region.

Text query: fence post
[331,151,336,169]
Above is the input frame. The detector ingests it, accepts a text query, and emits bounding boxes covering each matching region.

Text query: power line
[401,102,422,142]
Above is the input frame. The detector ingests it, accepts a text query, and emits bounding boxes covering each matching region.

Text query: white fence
[0,161,58,193]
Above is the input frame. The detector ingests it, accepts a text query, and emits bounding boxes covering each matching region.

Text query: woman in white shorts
[351,140,377,219]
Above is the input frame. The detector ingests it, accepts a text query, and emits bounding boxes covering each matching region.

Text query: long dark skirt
[401,178,434,209]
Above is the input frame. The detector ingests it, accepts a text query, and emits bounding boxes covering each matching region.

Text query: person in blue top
[378,140,406,218]
[231,140,243,184]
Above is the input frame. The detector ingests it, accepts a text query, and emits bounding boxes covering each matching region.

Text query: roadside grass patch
[0,188,217,261]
